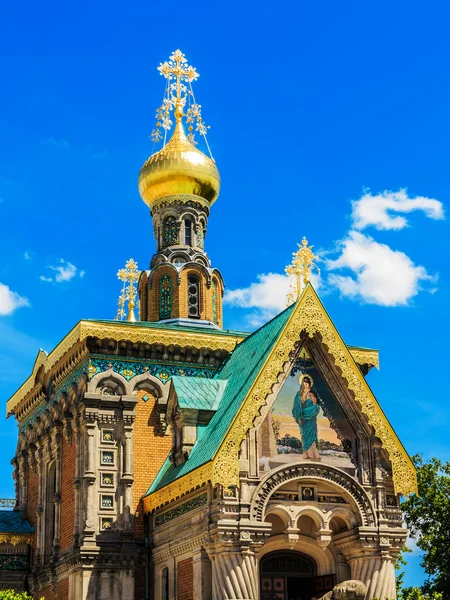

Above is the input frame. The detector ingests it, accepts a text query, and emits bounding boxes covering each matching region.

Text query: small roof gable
[147,303,296,496]
[0,510,34,534]
[171,377,227,411]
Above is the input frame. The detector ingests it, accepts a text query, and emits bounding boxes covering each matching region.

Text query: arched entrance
[260,551,335,600]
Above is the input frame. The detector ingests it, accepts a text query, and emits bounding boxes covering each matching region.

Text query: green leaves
[401,455,450,599]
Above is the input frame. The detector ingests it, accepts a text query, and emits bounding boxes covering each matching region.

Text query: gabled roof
[171,377,227,411]
[147,303,296,496]
[0,510,34,534]
[144,284,416,512]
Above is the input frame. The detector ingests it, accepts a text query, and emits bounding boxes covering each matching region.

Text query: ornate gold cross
[286,237,320,305]
[158,49,199,102]
[116,258,140,322]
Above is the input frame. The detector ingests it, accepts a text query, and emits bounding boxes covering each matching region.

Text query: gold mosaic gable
[144,285,416,511]
[212,285,416,496]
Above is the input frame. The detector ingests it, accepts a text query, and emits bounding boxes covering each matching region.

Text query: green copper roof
[171,377,227,411]
[146,302,295,496]
[0,510,34,534]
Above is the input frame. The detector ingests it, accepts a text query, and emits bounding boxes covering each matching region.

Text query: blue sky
[1,0,449,587]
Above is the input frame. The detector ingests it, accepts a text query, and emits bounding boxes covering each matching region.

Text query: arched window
[160,275,172,320]
[187,274,199,318]
[45,461,57,557]
[161,567,169,600]
[212,280,218,324]
[163,216,178,247]
[184,219,192,246]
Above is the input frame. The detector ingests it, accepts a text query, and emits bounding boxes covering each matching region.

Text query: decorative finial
[151,49,212,153]
[285,237,320,305]
[116,259,140,322]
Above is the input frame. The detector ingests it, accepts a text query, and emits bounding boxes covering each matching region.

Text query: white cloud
[0,283,30,316]
[40,138,69,148]
[79,270,85,279]
[326,231,435,306]
[224,272,321,327]
[352,188,444,231]
[24,251,31,260]
[40,259,81,283]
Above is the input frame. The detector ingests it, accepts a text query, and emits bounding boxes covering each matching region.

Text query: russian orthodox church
[0,50,417,600]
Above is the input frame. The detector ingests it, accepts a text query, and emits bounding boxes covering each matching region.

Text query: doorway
[260,552,335,600]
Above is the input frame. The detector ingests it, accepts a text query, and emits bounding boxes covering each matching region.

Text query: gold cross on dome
[286,237,320,305]
[116,258,140,322]
[158,49,199,102]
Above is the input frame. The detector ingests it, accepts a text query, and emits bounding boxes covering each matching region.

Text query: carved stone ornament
[250,463,376,526]
[144,286,416,511]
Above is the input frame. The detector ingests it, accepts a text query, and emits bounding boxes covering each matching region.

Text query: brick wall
[38,576,68,599]
[59,435,76,551]
[177,557,193,600]
[38,585,55,600]
[133,389,172,538]
[27,469,39,541]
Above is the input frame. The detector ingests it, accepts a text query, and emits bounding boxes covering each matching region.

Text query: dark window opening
[187,274,199,318]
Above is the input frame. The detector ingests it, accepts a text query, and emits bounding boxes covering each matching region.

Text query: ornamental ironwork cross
[158,49,199,101]
[117,258,140,322]
[286,237,320,305]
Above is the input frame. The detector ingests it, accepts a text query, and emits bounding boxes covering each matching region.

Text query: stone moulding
[144,285,416,511]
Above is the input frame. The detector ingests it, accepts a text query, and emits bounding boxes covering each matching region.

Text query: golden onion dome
[138,107,220,211]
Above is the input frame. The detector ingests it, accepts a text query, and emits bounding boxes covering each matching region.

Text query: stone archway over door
[260,551,335,600]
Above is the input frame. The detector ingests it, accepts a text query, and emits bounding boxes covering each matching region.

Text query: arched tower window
[160,275,172,320]
[212,280,218,324]
[184,219,192,246]
[163,216,178,247]
[187,274,200,318]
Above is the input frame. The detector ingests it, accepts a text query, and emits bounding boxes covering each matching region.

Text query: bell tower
[137,50,224,328]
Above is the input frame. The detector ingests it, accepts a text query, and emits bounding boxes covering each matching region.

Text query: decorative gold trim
[0,533,33,546]
[348,348,379,370]
[212,285,415,495]
[144,285,416,510]
[150,194,211,213]
[6,321,244,416]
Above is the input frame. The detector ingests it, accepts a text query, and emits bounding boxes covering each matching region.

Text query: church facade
[1,50,416,600]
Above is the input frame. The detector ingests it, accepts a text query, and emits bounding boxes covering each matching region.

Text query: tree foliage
[0,592,36,600]
[401,455,450,599]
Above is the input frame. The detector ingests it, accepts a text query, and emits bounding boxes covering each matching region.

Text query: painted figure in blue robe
[292,375,321,460]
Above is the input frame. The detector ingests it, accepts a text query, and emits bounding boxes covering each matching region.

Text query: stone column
[122,426,134,533]
[193,548,212,600]
[83,421,97,544]
[209,546,258,600]
[349,556,396,599]
[52,429,63,554]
